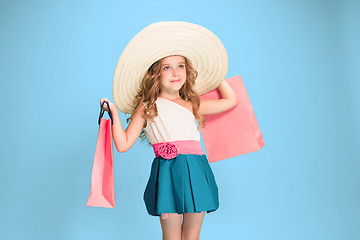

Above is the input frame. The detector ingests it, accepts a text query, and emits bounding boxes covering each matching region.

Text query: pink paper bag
[199,75,265,163]
[86,102,115,208]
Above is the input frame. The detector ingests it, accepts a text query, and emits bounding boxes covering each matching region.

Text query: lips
[171,79,180,82]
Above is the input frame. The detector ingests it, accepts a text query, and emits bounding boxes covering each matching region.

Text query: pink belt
[152,140,204,159]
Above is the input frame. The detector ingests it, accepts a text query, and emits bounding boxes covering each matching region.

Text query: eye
[163,66,170,70]
[179,64,185,68]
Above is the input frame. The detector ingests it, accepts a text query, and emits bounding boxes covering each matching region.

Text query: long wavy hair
[126,55,206,144]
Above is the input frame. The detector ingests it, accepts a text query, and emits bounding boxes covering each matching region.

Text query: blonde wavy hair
[126,55,206,144]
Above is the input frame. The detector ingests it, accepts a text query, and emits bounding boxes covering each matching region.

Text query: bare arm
[100,98,146,152]
[199,80,238,115]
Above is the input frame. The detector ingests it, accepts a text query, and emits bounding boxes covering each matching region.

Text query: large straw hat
[113,21,228,113]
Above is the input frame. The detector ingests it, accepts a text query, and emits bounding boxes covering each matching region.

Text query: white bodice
[143,97,200,145]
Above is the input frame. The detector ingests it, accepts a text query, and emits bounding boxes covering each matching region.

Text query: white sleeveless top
[143,97,200,145]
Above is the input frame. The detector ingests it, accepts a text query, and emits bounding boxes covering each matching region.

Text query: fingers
[100,98,112,111]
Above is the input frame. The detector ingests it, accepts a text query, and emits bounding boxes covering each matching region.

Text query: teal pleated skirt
[143,153,219,217]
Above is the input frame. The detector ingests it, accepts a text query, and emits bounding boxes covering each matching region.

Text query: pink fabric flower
[158,142,179,159]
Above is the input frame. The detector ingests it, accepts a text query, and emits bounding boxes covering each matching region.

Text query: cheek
[180,78,186,85]
[160,72,168,81]
[161,71,170,78]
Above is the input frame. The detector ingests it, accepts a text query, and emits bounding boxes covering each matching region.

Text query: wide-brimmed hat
[113,21,228,113]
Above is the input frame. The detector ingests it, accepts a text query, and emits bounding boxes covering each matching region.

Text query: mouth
[171,79,181,82]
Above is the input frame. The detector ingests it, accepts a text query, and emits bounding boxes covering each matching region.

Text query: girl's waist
[152,140,204,159]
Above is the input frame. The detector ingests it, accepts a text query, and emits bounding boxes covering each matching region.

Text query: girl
[100,22,237,240]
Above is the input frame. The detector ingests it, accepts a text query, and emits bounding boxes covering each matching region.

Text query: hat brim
[113,21,228,113]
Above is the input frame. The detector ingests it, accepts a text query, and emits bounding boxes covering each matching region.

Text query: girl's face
[159,55,186,95]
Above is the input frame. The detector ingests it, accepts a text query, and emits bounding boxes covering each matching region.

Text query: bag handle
[98,101,113,126]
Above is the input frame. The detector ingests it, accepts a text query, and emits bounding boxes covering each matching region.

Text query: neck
[158,91,182,101]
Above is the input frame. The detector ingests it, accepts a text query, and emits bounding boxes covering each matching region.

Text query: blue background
[1,0,359,239]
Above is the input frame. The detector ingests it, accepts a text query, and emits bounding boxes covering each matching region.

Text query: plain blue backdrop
[1,0,359,239]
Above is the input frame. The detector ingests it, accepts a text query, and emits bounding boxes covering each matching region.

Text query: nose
[172,69,179,77]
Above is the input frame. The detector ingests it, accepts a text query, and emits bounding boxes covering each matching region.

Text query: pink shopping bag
[199,75,265,163]
[86,101,115,208]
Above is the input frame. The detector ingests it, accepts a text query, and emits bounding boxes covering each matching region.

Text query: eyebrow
[161,62,185,66]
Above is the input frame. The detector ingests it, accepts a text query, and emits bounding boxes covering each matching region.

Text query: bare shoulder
[179,99,193,113]
[132,102,147,120]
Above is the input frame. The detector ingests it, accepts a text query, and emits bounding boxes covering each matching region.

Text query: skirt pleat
[143,154,219,217]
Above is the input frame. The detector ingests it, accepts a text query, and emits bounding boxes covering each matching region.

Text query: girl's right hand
[100,98,115,112]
